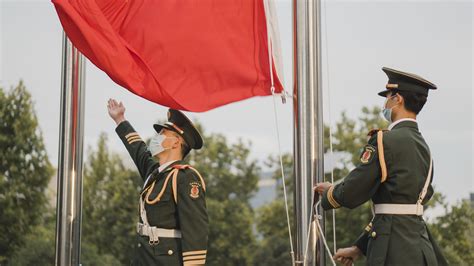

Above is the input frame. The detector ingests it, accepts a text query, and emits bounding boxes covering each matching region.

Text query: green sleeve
[115,120,158,180]
[321,137,382,210]
[176,169,208,265]
[353,222,373,256]
[422,161,435,204]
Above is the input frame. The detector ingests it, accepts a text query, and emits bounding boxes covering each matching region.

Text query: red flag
[52,0,284,112]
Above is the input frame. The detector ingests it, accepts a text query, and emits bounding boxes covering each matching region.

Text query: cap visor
[378,90,390,97]
[153,124,171,134]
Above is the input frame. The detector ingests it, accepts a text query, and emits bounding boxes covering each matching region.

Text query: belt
[137,223,182,245]
[374,204,424,216]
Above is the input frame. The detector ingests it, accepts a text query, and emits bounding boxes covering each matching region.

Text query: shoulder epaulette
[172,164,190,170]
[367,128,388,137]
[376,131,388,183]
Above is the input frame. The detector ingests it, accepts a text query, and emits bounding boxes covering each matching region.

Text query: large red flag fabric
[52,0,284,112]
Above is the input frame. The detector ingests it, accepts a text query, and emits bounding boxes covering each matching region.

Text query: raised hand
[107,98,126,125]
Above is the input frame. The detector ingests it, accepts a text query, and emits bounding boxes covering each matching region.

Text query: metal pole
[55,33,86,266]
[293,0,324,265]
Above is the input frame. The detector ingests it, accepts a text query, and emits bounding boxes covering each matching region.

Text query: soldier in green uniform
[107,99,208,266]
[314,67,447,266]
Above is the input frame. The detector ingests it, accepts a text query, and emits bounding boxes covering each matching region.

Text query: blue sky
[1,0,472,205]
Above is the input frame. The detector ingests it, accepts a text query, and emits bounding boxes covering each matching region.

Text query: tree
[187,125,260,266]
[8,211,56,266]
[429,199,474,265]
[254,200,294,266]
[0,81,54,264]
[253,153,294,265]
[188,126,260,203]
[81,133,141,265]
[322,107,388,252]
[255,107,388,264]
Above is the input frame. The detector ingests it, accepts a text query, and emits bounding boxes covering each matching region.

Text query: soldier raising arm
[108,99,208,266]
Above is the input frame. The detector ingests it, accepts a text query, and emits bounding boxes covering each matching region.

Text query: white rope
[265,0,295,263]
[304,200,336,266]
[271,88,295,265]
[323,0,337,254]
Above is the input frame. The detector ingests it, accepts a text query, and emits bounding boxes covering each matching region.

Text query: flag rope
[265,0,295,264]
[322,0,338,254]
[304,200,337,266]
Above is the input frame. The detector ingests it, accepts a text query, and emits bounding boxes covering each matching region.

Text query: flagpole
[55,33,86,266]
[293,0,325,265]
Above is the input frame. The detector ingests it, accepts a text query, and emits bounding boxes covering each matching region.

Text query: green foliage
[254,200,293,266]
[0,81,54,264]
[255,106,387,264]
[187,126,260,266]
[188,126,260,203]
[9,212,56,266]
[4,95,472,266]
[429,200,474,265]
[324,107,387,249]
[81,133,142,265]
[207,199,256,266]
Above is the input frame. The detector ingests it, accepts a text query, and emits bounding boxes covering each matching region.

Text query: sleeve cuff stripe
[327,186,341,208]
[183,250,207,256]
[183,255,206,261]
[125,132,139,139]
[127,136,143,143]
[127,135,141,142]
[128,139,143,144]
[183,260,206,265]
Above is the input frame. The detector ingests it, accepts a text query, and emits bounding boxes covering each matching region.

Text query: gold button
[371,231,377,238]
[168,250,173,255]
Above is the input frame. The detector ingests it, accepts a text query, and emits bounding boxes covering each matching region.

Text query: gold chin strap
[377,131,388,183]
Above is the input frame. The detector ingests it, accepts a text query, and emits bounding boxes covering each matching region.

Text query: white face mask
[149,134,176,156]
[381,95,397,123]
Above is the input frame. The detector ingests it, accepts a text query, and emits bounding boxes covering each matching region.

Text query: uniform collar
[143,160,183,189]
[388,118,417,131]
[158,160,179,172]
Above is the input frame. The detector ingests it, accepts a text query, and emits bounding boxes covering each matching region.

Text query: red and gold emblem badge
[190,183,200,199]
[360,145,375,164]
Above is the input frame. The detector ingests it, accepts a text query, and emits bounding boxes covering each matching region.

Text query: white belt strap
[137,223,182,245]
[139,196,149,227]
[374,156,433,216]
[374,203,424,215]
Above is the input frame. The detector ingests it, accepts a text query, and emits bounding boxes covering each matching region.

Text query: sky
[1,0,473,205]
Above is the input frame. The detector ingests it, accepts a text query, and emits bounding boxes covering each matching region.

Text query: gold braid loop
[144,168,178,204]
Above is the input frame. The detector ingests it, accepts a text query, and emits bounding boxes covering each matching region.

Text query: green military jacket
[321,120,447,266]
[116,121,208,266]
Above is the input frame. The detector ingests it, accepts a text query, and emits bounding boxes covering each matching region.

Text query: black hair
[392,89,427,115]
[170,131,191,158]
[181,141,191,158]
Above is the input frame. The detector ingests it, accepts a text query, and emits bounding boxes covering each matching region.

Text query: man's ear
[172,136,181,149]
[396,93,404,105]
